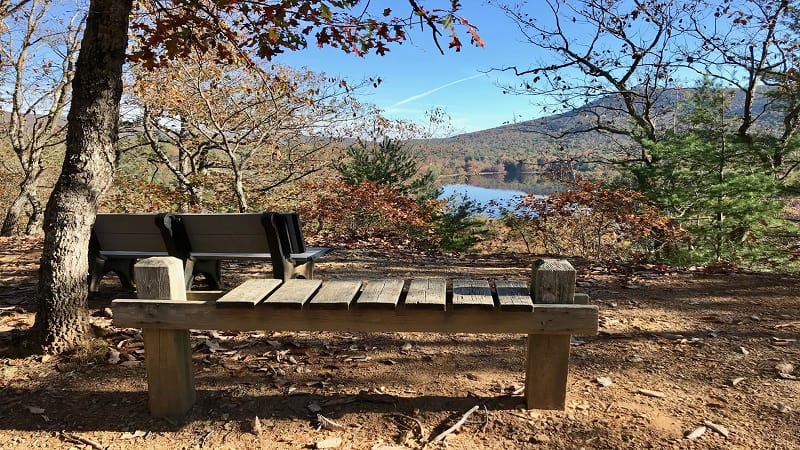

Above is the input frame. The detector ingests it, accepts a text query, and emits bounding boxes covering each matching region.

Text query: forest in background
[2,0,800,273]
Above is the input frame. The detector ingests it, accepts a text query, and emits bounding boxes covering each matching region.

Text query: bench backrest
[171,213,269,254]
[91,213,170,253]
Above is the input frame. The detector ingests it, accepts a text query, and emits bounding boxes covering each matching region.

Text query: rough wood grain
[261,279,322,309]
[530,259,576,304]
[215,279,282,307]
[112,299,598,335]
[451,279,494,310]
[134,257,195,419]
[495,280,534,311]
[526,259,576,411]
[355,279,404,309]
[405,278,446,310]
[308,280,362,310]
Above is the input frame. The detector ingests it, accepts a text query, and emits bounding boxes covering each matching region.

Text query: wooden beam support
[526,259,576,410]
[135,257,195,419]
[112,300,597,335]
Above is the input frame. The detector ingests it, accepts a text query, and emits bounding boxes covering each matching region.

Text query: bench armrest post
[526,259,576,410]
[135,257,196,418]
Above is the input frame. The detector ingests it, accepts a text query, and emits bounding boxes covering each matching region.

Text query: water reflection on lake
[438,173,557,216]
[439,184,526,214]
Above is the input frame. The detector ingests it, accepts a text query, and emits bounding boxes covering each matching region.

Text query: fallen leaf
[1,366,18,379]
[316,437,343,449]
[773,403,792,413]
[685,425,706,440]
[107,349,121,364]
[775,362,796,379]
[201,340,223,353]
[25,405,45,414]
[120,430,147,439]
[703,420,729,439]
[596,376,613,387]
[637,389,667,398]
[318,414,345,431]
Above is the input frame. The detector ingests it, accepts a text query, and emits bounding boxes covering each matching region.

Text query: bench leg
[89,256,136,291]
[88,255,106,292]
[191,259,221,289]
[295,260,314,279]
[526,259,577,410]
[135,257,195,418]
[525,334,571,410]
[143,327,195,418]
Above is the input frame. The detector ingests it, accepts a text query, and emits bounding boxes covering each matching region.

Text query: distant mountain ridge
[419,87,782,171]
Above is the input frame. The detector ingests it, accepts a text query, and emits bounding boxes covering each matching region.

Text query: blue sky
[273,3,549,135]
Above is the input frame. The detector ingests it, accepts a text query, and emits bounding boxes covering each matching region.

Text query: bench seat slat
[308,280,362,310]
[495,280,534,311]
[405,278,446,310]
[452,279,494,310]
[261,279,322,309]
[216,279,282,308]
[356,279,404,309]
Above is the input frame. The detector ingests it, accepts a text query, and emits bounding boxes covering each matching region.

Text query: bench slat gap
[216,279,282,308]
[261,279,322,309]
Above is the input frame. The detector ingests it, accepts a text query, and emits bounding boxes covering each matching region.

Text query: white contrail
[391,73,484,107]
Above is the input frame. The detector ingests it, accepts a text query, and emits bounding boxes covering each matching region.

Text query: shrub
[432,194,487,252]
[297,180,434,246]
[498,181,686,261]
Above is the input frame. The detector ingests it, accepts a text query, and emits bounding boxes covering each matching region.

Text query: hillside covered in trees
[416,87,785,179]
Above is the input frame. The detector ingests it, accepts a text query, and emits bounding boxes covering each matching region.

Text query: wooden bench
[89,212,329,291]
[111,257,599,418]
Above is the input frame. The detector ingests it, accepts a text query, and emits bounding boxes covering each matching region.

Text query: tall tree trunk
[32,0,132,354]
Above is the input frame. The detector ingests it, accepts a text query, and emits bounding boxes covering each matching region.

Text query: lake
[439,184,527,213]
[438,173,556,215]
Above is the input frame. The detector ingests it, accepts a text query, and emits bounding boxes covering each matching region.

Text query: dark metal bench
[89,212,328,291]
[164,212,329,289]
[88,213,170,292]
[112,257,598,418]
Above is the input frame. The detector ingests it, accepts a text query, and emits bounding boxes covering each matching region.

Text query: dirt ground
[1,236,799,449]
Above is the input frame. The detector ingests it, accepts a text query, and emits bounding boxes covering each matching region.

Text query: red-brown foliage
[297,180,436,246]
[498,181,686,261]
